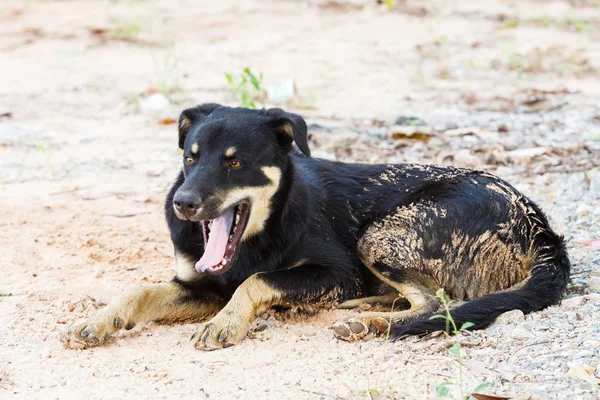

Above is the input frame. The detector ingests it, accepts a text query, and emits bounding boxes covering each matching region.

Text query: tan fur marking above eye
[225,147,237,157]
[191,143,199,154]
[217,166,282,241]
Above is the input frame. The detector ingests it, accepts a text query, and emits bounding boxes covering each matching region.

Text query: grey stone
[588,277,600,293]
[510,325,534,340]
[495,310,525,324]
[561,296,587,309]
[587,169,600,198]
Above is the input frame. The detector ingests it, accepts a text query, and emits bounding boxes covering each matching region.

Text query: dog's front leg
[191,266,356,350]
[62,280,225,349]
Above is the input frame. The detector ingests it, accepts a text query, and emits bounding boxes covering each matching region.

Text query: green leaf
[435,382,452,398]
[429,314,446,320]
[460,322,475,331]
[435,288,445,298]
[448,342,460,356]
[225,72,233,84]
[247,70,261,90]
[500,19,519,29]
[472,381,493,393]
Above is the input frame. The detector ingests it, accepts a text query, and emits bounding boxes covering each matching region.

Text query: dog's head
[172,103,310,275]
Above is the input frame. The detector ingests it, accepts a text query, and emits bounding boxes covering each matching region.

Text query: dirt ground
[1,0,600,399]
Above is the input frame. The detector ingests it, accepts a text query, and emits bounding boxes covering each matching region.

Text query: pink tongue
[195,209,235,273]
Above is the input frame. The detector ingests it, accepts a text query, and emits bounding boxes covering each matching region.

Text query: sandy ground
[1,0,600,399]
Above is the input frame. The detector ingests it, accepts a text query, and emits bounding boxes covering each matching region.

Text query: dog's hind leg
[334,206,442,342]
[333,279,439,341]
[337,294,406,310]
[62,279,226,349]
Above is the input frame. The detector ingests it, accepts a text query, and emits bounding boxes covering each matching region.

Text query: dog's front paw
[62,313,133,349]
[332,316,387,342]
[190,311,248,351]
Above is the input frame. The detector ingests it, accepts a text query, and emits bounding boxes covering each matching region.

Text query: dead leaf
[528,88,572,96]
[390,126,434,142]
[158,117,176,125]
[87,27,108,36]
[568,364,600,384]
[444,127,499,141]
[471,394,512,400]
[0,112,12,119]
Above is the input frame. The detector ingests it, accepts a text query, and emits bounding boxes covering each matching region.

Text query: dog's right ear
[178,103,221,150]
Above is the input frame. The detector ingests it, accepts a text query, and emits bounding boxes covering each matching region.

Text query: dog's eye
[185,156,195,165]
[229,160,241,169]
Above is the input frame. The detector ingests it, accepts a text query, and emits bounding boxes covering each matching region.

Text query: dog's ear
[178,103,221,150]
[266,108,311,157]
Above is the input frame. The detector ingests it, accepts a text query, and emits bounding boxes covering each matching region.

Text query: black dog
[63,104,570,350]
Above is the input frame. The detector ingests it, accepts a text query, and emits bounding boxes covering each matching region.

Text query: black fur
[165,104,570,338]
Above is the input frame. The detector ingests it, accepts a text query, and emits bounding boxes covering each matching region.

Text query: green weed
[225,67,267,108]
[430,289,493,399]
[109,16,142,42]
[34,134,56,179]
[153,48,183,95]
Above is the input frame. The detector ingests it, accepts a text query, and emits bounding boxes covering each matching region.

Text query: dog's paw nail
[114,317,121,328]
[81,329,89,337]
[124,322,135,330]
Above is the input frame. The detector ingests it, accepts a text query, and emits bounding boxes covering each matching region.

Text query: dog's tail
[390,229,570,339]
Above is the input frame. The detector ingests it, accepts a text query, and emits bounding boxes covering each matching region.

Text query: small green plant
[34,134,56,179]
[565,17,593,32]
[430,289,493,399]
[500,19,519,29]
[225,67,267,109]
[109,16,142,42]
[384,0,395,11]
[153,48,183,95]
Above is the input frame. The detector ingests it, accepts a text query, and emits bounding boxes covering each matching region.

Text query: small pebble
[495,309,525,324]
[510,325,534,340]
[561,296,587,309]
[587,277,600,294]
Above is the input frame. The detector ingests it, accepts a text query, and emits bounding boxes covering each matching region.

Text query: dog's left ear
[178,103,221,150]
[266,108,311,157]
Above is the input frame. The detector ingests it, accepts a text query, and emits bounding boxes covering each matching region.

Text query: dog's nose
[173,192,201,217]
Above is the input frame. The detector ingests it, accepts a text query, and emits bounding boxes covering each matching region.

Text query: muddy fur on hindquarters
[61,104,570,350]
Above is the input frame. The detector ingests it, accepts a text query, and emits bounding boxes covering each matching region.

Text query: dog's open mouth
[195,202,250,274]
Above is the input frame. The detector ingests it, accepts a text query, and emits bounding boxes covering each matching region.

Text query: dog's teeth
[235,213,240,224]
[222,259,227,265]
[227,244,232,250]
